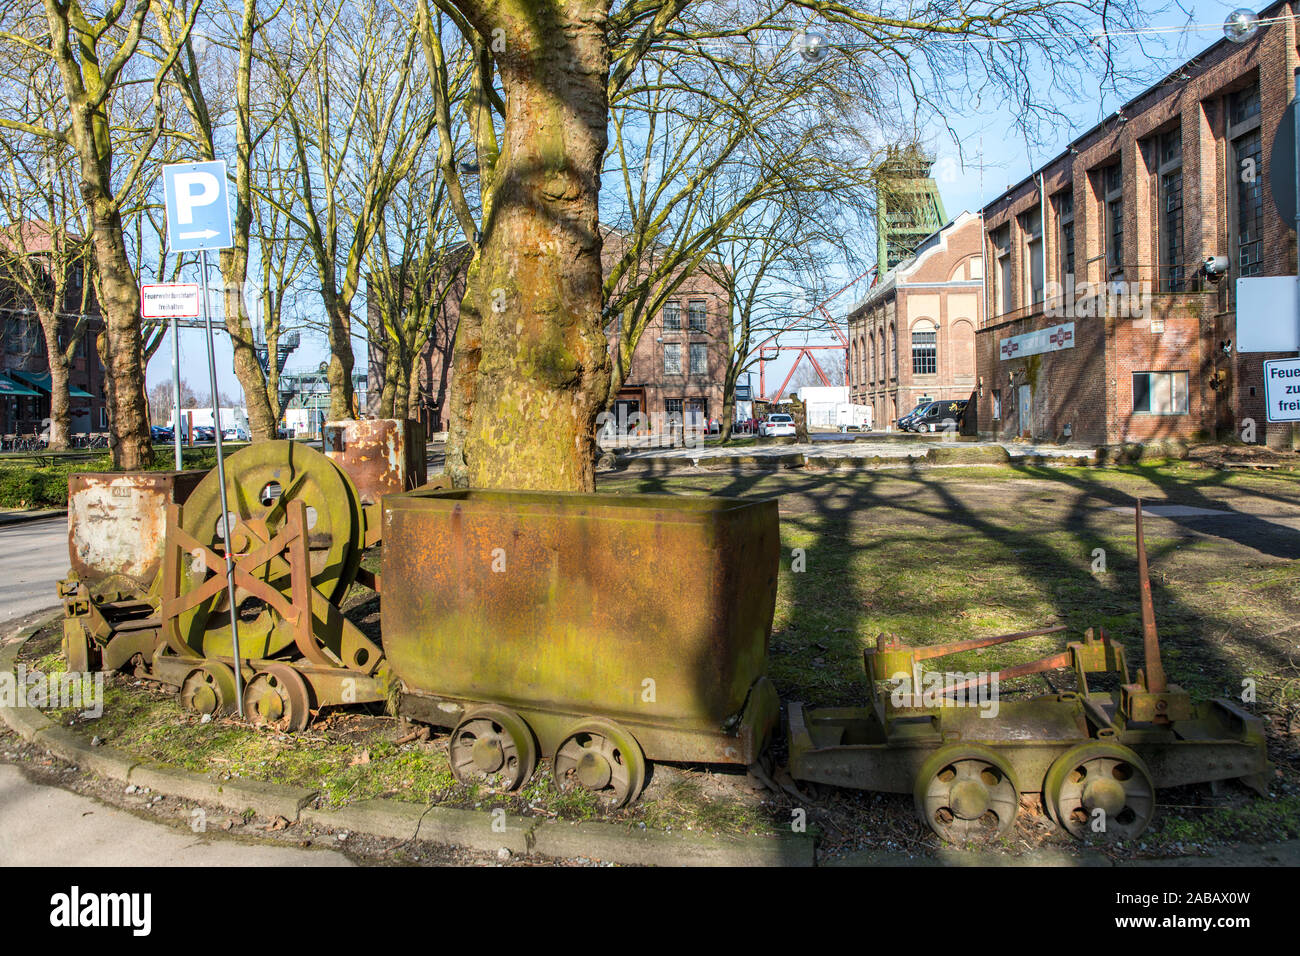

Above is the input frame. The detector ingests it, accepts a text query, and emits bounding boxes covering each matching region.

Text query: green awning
[0,374,42,398]
[8,369,94,399]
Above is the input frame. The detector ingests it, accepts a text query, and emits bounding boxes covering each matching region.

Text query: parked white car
[760,413,796,437]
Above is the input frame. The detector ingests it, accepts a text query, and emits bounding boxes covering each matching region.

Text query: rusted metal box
[324,418,427,505]
[67,471,206,587]
[381,489,780,764]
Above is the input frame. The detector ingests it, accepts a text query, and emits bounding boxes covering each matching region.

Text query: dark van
[913,399,968,433]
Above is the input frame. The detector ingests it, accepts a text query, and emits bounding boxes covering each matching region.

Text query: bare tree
[0,106,94,450]
[365,158,466,421]
[413,0,1149,491]
[0,0,196,468]
[266,0,437,420]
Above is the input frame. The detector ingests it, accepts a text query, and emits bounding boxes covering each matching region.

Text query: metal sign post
[171,314,183,470]
[163,160,243,714]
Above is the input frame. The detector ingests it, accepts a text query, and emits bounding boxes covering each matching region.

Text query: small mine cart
[787,504,1269,843]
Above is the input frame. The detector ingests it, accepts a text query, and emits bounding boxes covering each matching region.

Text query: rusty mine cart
[787,504,1269,843]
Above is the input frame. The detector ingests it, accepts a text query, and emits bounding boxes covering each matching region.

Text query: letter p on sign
[163,160,233,252]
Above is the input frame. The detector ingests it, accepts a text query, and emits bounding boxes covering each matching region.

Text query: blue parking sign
[162,160,233,252]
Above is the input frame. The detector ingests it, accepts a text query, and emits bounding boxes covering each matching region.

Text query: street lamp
[795,30,828,63]
[1223,9,1260,43]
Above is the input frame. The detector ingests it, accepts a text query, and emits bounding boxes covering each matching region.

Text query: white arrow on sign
[179,229,220,240]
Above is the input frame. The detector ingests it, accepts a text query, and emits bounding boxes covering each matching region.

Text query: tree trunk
[377,346,399,418]
[39,317,71,450]
[89,200,152,469]
[404,370,421,424]
[719,392,736,443]
[325,295,355,420]
[447,0,612,491]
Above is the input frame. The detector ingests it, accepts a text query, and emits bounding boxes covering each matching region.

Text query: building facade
[0,226,105,438]
[847,210,985,427]
[369,231,730,433]
[606,265,730,429]
[976,2,1299,447]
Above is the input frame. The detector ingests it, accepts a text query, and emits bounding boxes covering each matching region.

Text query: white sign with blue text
[162,160,233,252]
[1264,357,1300,422]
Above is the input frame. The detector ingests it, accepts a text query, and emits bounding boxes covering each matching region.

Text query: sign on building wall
[1263,357,1300,422]
[999,322,1075,361]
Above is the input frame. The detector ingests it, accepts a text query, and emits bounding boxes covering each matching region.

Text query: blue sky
[150,1,1262,405]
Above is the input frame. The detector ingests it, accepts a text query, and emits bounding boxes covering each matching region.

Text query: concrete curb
[0,509,67,527]
[1,616,816,866]
[299,799,814,866]
[129,762,319,821]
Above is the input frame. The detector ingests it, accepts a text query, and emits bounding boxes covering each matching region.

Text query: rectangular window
[1157,129,1183,292]
[662,301,681,331]
[992,225,1012,315]
[663,343,682,375]
[1056,192,1075,282]
[992,389,1001,421]
[1100,163,1123,276]
[689,342,707,375]
[1160,170,1184,290]
[687,300,706,331]
[1234,129,1264,277]
[1132,371,1188,415]
[1022,206,1044,305]
[665,398,683,416]
[1229,84,1261,126]
[911,327,937,376]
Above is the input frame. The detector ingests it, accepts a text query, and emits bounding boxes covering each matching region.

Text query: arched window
[868,337,875,384]
[888,324,897,378]
[911,321,937,376]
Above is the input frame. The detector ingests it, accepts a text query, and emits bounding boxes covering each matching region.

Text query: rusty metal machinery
[59,446,1272,831]
[61,437,393,730]
[786,503,1269,844]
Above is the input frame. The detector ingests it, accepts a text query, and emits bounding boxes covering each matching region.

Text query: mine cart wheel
[179,661,239,717]
[1044,742,1155,841]
[242,663,313,731]
[913,744,1019,844]
[553,719,646,808]
[449,706,538,791]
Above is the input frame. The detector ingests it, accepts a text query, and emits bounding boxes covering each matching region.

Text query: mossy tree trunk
[445,0,612,492]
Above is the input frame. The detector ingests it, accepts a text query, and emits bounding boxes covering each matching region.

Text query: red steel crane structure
[754,267,876,402]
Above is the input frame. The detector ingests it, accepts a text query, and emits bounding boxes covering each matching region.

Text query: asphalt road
[0,516,70,621]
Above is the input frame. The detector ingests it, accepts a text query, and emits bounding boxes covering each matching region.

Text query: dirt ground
[12,459,1300,864]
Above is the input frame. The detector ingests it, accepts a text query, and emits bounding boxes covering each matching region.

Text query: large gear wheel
[169,440,363,660]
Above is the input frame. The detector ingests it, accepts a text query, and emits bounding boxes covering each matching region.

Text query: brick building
[0,223,105,438]
[847,210,985,428]
[606,259,730,429]
[369,229,730,432]
[977,2,1299,447]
